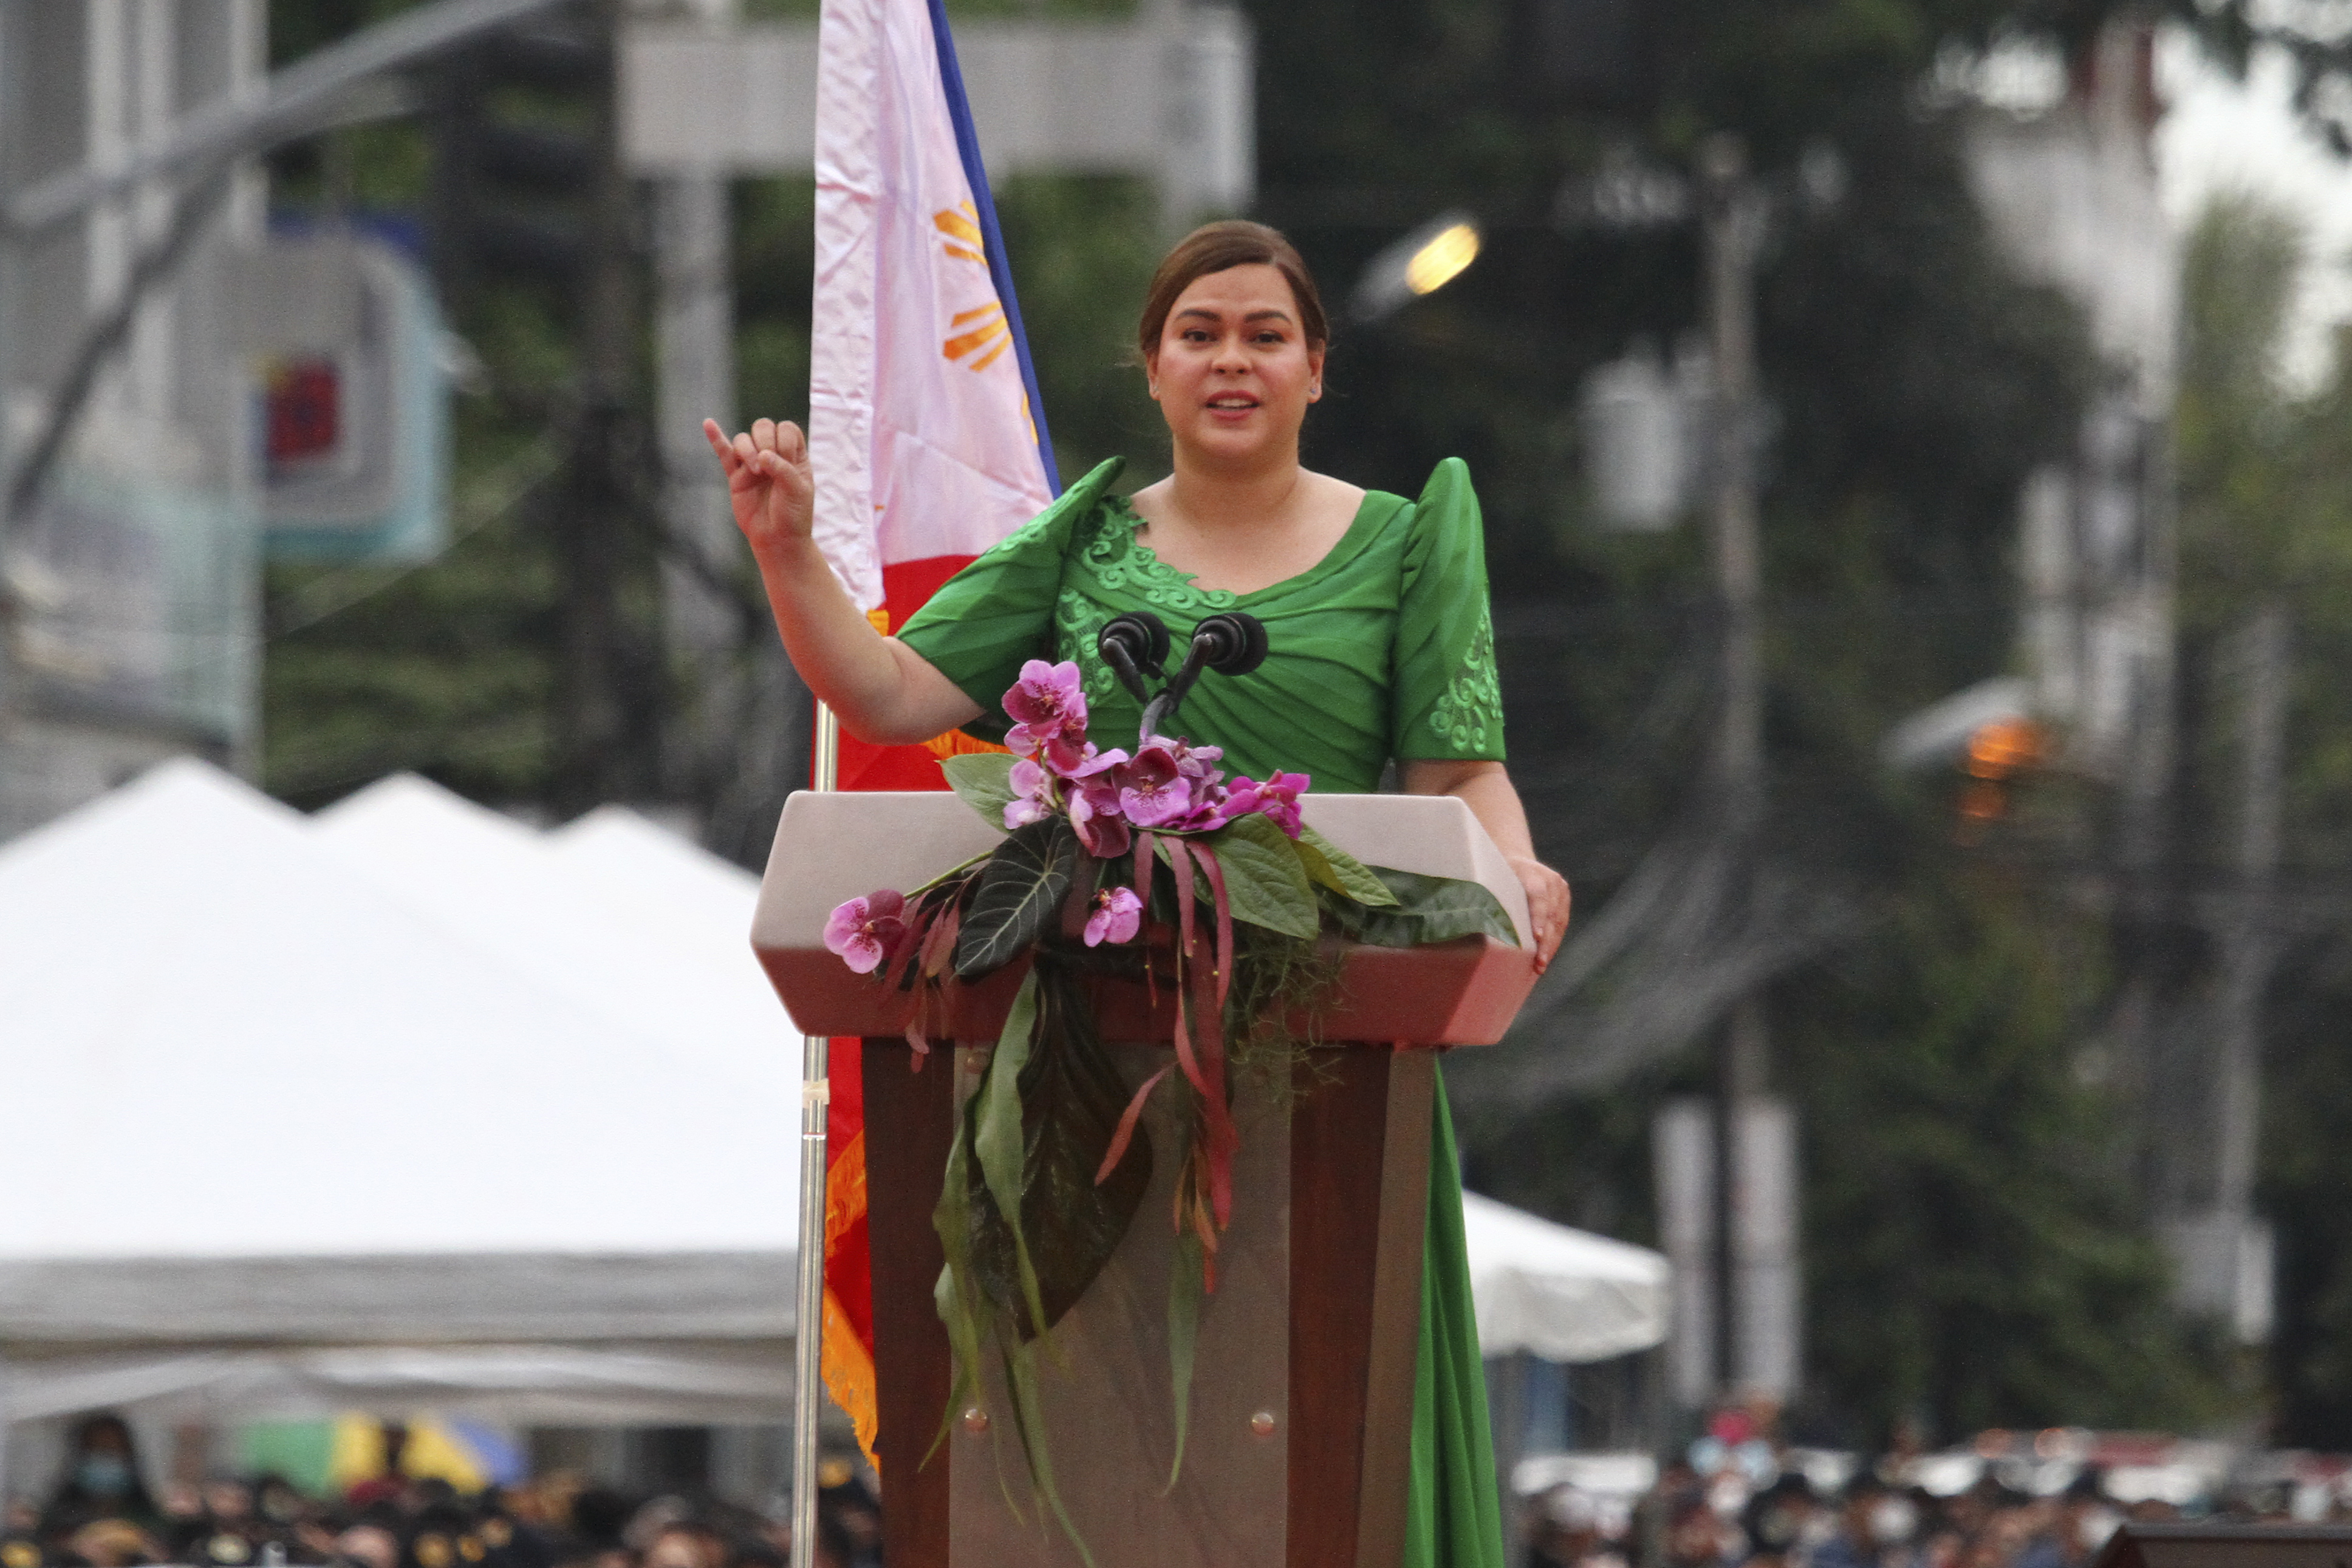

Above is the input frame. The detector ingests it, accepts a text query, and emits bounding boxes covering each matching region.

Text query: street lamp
[1349,210,1482,324]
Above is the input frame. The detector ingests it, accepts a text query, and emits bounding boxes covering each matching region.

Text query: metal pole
[789,703,840,1568]
[2215,603,2287,1219]
[1699,132,1768,1407]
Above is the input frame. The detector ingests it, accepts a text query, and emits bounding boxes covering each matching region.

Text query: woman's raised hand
[704,417,815,561]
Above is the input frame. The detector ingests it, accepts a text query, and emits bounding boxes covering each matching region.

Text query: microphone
[1138,611,1268,740]
[1188,612,1269,677]
[1096,612,1170,702]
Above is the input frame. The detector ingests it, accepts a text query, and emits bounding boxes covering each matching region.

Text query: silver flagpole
[788,701,841,1568]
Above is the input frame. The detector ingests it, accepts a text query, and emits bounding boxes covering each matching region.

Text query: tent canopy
[0,762,798,1424]
[1461,1193,1668,1363]
[0,763,1663,1427]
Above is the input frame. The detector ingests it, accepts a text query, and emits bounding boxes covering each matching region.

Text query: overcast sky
[2157,27,2352,390]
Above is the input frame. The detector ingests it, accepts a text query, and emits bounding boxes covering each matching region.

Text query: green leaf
[1199,811,1320,939]
[1002,1339,1096,1568]
[940,752,1020,828]
[971,970,1051,1340]
[954,818,1081,980]
[1327,866,1521,948]
[968,966,1152,1338]
[1296,823,1399,905]
[1165,1230,1203,1493]
[928,1074,993,1469]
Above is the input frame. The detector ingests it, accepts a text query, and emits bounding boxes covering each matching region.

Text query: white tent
[1460,1193,1667,1363]
[0,762,1662,1441]
[0,760,800,1430]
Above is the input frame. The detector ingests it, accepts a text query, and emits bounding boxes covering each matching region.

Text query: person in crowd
[1524,1487,1604,1568]
[343,1430,411,1515]
[1739,1473,1818,1568]
[40,1416,160,1539]
[1814,1473,1902,1568]
[2013,1471,2115,1568]
[637,1522,723,1568]
[1663,1493,1735,1568]
[333,1522,400,1568]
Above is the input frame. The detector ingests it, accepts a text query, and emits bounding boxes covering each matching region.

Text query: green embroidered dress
[898,455,1509,1568]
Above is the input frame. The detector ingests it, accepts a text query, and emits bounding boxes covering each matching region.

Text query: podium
[754,794,1539,1568]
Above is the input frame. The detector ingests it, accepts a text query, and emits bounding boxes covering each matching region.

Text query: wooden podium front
[754,795,1538,1568]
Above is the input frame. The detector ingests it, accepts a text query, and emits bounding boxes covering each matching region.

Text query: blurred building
[1966,19,2177,782]
[1964,22,2272,1341]
[0,1,269,844]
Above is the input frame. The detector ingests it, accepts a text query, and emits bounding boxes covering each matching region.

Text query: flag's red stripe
[833,554,980,792]
[822,553,982,1431]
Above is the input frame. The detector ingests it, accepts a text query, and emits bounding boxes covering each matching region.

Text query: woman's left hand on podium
[1508,854,1570,974]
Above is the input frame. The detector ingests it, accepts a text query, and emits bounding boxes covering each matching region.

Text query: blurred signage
[620,14,1254,220]
[265,356,344,471]
[3,462,258,745]
[1582,341,1709,532]
[234,234,450,563]
[1653,1096,1801,1405]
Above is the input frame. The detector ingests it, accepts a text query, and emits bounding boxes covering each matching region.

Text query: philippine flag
[805,0,1060,1470]
[807,0,1061,793]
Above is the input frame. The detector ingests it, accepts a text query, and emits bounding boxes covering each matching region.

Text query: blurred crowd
[9,1418,878,1568]
[1520,1440,2352,1568]
[1528,1464,2138,1568]
[28,1407,2352,1568]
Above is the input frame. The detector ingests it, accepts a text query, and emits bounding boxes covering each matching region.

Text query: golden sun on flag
[934,202,1012,372]
[932,200,986,263]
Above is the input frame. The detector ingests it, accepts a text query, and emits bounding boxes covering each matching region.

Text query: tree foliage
[2168,193,2352,1445]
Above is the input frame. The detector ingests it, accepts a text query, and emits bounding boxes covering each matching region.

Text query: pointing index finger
[702,419,740,468]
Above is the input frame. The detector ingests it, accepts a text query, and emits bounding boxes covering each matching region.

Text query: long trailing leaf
[955,817,1081,980]
[940,751,1020,827]
[928,1061,993,1470]
[1002,1339,1096,1568]
[1197,811,1319,939]
[1189,926,1236,1232]
[1164,1230,1204,1493]
[971,970,1051,1340]
[1098,1065,1171,1184]
[1134,830,1159,1008]
[1166,839,1237,1242]
[1193,840,1235,1007]
[1326,865,1522,948]
[1164,839,1211,1102]
[1296,823,1399,906]
[971,964,1153,1335]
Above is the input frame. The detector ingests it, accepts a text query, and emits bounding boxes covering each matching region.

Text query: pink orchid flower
[1083,885,1144,947]
[1003,757,1056,830]
[1069,780,1132,858]
[1045,735,1127,781]
[1117,746,1194,828]
[1226,771,1310,838]
[824,889,908,974]
[1003,659,1088,755]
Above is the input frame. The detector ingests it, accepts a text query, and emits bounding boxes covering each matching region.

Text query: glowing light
[1404,222,1480,296]
[1964,717,2045,780]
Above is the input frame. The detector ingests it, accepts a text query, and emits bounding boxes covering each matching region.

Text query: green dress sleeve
[895,457,1126,743]
[1391,457,1507,763]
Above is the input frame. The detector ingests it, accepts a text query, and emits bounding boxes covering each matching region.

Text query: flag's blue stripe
[926,0,1061,497]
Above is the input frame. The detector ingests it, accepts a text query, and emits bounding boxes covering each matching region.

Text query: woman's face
[1147,263,1324,471]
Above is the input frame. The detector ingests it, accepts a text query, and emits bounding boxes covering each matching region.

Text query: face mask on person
[78,1456,133,1497]
[1870,1497,1918,1545]
[2077,1508,2122,1551]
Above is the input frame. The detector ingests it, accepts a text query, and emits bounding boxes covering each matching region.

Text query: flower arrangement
[824,660,1514,1554]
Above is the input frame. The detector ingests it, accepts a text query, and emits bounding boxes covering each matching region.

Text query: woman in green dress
[706,219,1570,1568]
